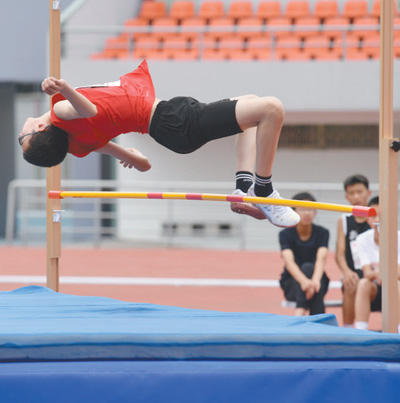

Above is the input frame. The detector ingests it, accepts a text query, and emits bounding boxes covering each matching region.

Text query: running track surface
[0,246,381,330]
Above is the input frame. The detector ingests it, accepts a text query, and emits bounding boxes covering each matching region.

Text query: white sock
[342,324,353,328]
[355,321,368,330]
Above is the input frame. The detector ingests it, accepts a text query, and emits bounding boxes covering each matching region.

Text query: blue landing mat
[1,361,400,403]
[0,286,399,362]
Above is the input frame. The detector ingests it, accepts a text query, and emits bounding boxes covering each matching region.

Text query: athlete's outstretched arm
[96,141,151,172]
[42,77,97,120]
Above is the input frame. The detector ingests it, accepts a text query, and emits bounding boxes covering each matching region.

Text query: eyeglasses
[18,133,32,146]
[18,132,37,146]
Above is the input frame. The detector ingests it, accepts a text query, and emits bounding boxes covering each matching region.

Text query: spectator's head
[292,192,317,225]
[343,174,371,206]
[19,124,69,167]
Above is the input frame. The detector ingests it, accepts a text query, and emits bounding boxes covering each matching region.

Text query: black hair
[343,174,369,191]
[292,192,316,202]
[22,124,69,167]
[368,196,379,207]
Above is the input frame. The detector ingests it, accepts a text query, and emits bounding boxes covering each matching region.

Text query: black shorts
[149,97,242,154]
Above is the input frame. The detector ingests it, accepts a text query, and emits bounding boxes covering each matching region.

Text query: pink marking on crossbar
[353,206,377,217]
[226,195,245,202]
[147,193,164,199]
[185,193,203,200]
[48,191,62,199]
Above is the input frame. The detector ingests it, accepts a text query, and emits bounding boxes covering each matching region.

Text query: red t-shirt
[50,60,155,157]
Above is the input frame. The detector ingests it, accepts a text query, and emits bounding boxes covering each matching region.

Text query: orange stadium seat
[124,18,149,41]
[103,36,130,59]
[314,1,339,21]
[352,16,380,40]
[394,35,400,58]
[331,32,360,58]
[313,48,342,60]
[162,35,191,59]
[91,35,130,60]
[267,16,293,40]
[201,38,227,60]
[361,32,380,59]
[178,48,200,60]
[198,1,225,21]
[228,1,254,21]
[277,49,310,60]
[236,17,265,40]
[133,35,161,59]
[169,1,196,21]
[303,34,331,58]
[207,16,235,40]
[228,50,258,60]
[202,51,228,60]
[145,51,172,60]
[192,35,218,59]
[395,17,400,41]
[342,0,368,20]
[275,35,305,60]
[247,35,272,60]
[151,17,179,40]
[218,35,246,58]
[180,16,207,41]
[371,1,398,18]
[257,1,281,21]
[345,48,371,60]
[323,16,351,40]
[293,16,321,39]
[138,1,167,23]
[285,1,310,20]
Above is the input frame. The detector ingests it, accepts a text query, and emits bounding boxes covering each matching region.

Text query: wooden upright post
[46,0,62,291]
[379,0,398,333]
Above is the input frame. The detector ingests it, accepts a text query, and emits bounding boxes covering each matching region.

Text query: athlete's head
[19,124,69,167]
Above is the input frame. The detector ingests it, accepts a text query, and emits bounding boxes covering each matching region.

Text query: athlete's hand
[41,77,69,96]
[119,148,151,171]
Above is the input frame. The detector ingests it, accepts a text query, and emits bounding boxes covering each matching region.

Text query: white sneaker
[230,189,266,220]
[247,185,300,228]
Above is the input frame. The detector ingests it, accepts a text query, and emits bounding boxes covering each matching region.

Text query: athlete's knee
[262,96,285,123]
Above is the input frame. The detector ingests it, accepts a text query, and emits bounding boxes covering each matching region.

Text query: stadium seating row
[92,0,400,61]
[134,0,397,23]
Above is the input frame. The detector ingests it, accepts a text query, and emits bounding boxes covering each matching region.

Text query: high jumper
[19,60,300,228]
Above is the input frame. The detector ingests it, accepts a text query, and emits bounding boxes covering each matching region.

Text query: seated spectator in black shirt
[279,192,330,316]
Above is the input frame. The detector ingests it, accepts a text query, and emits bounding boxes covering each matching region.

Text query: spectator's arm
[312,246,329,292]
[335,218,353,276]
[281,249,316,299]
[362,264,379,281]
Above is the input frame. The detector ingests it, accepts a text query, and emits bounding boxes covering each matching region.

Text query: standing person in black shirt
[279,192,330,316]
[335,175,371,327]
